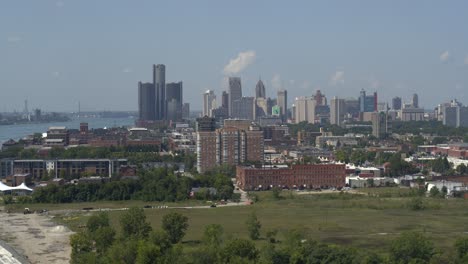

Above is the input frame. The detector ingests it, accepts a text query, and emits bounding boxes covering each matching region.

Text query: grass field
[48,188,468,256]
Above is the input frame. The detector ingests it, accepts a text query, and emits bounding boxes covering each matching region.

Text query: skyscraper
[228,77,242,117]
[222,91,229,109]
[138,82,156,121]
[359,89,377,112]
[371,111,388,139]
[166,82,183,121]
[153,64,166,120]
[313,90,326,106]
[166,82,183,104]
[412,93,419,108]
[277,90,287,121]
[232,97,255,120]
[392,97,402,110]
[330,97,345,126]
[295,97,316,123]
[203,90,216,117]
[255,79,266,98]
[182,103,190,119]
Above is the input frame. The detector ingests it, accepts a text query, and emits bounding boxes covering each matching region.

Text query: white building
[203,90,216,117]
[295,97,316,123]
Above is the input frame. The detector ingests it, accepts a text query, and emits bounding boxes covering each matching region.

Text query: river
[0,117,135,144]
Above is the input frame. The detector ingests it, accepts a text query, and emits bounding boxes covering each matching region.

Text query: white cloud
[300,81,311,90]
[56,1,65,7]
[271,74,282,90]
[369,77,381,89]
[223,50,256,75]
[122,68,132,73]
[329,71,344,86]
[52,71,60,78]
[464,55,468,65]
[440,50,450,62]
[7,36,21,43]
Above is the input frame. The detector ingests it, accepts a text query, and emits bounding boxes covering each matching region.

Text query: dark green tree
[221,238,259,263]
[161,212,189,244]
[203,224,224,247]
[455,237,468,260]
[246,212,261,240]
[271,187,282,200]
[390,231,435,263]
[120,207,152,239]
[86,212,110,233]
[429,186,440,197]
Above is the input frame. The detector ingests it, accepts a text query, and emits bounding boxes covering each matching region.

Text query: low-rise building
[236,163,346,191]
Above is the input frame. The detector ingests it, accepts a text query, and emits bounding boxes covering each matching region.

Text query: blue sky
[1,0,468,112]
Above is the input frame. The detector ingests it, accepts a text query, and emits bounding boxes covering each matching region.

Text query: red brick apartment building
[236,164,346,191]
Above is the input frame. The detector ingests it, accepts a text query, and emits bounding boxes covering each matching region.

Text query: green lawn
[52,189,468,255]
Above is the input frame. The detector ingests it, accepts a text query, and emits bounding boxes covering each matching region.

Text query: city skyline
[2,1,468,112]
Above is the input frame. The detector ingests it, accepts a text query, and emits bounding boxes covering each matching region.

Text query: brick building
[196,125,264,173]
[236,163,346,190]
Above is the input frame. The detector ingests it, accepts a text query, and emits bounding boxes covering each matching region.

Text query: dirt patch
[0,209,73,264]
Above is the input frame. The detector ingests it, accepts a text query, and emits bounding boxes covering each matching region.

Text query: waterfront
[0,117,135,145]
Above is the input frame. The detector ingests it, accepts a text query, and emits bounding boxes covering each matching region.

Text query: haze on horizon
[1,0,468,112]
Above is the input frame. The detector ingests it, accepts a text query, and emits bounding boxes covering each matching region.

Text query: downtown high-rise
[153,64,166,120]
[228,77,242,117]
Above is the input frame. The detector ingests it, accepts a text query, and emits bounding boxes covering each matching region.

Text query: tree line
[30,166,235,203]
[70,209,468,264]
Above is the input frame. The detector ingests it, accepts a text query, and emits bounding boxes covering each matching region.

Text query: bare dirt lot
[0,208,73,264]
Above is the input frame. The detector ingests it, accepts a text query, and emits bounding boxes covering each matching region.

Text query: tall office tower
[443,106,459,127]
[203,90,216,117]
[232,97,255,120]
[412,93,419,108]
[359,89,377,112]
[392,97,402,110]
[138,82,156,121]
[222,91,229,109]
[255,79,266,98]
[295,97,316,123]
[330,97,345,126]
[196,125,264,173]
[371,111,388,139]
[182,103,190,119]
[196,116,216,132]
[313,90,326,106]
[153,64,166,120]
[166,82,183,121]
[255,97,268,119]
[228,77,242,116]
[277,90,288,121]
[443,99,468,127]
[344,98,360,117]
[359,89,366,112]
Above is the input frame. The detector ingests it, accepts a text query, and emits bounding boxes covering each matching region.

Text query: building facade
[228,77,242,117]
[196,126,264,173]
[203,90,216,117]
[232,97,255,120]
[392,97,402,110]
[277,90,287,121]
[153,64,166,120]
[12,159,128,179]
[330,97,345,126]
[138,82,156,121]
[236,163,346,190]
[166,82,183,121]
[295,97,316,123]
[255,79,266,99]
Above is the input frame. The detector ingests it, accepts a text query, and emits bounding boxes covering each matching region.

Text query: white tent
[0,182,33,192]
